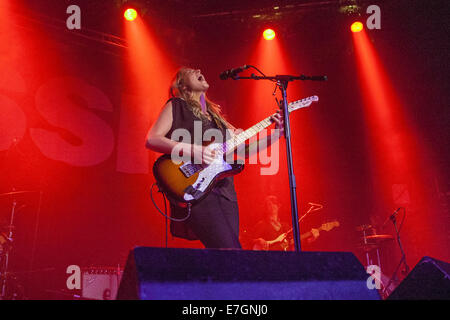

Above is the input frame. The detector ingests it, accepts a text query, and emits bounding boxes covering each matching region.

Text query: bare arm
[145,101,186,154]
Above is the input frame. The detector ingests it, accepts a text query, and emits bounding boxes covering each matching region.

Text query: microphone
[219,65,250,80]
[310,75,328,81]
[299,75,328,81]
[382,207,402,227]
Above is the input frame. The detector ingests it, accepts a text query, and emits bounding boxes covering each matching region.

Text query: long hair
[169,67,234,130]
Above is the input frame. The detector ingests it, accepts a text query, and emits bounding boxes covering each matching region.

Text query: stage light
[124,8,138,21]
[351,21,363,33]
[339,0,362,15]
[263,29,276,41]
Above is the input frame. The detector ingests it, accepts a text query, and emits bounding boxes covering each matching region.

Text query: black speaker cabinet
[116,247,380,300]
[387,256,450,300]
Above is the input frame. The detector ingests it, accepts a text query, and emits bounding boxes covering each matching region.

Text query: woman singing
[146,67,283,249]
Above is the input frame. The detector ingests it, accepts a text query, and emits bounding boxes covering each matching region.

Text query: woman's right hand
[191,144,216,165]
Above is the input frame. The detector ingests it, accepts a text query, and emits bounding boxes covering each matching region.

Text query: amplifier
[82,267,123,300]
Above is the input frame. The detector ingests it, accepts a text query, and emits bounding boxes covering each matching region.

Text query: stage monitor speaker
[116,247,380,300]
[387,256,450,300]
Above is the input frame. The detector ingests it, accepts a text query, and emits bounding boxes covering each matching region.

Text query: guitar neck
[223,114,274,154]
[267,226,322,245]
[291,225,327,240]
[213,95,317,156]
[267,220,338,248]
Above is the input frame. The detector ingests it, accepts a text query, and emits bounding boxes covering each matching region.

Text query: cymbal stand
[383,210,409,297]
[0,195,18,299]
[362,229,371,267]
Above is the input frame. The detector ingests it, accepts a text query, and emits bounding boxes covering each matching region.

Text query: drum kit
[0,190,40,300]
[356,224,396,298]
[356,224,394,267]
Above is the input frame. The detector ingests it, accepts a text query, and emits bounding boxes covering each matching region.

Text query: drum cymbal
[357,234,394,252]
[365,234,394,242]
[0,190,38,198]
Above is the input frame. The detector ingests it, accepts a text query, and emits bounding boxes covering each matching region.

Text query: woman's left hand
[271,110,284,135]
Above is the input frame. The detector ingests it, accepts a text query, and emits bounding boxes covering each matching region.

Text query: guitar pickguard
[183,157,232,201]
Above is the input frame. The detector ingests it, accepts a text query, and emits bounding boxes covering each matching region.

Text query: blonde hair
[169,67,234,130]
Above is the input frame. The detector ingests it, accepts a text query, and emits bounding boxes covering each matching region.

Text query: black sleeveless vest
[165,97,238,202]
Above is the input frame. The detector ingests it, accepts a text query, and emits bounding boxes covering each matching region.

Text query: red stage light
[124,8,138,21]
[352,24,438,263]
[351,21,364,33]
[263,29,276,40]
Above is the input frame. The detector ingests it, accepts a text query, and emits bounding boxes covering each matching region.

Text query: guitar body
[153,145,244,206]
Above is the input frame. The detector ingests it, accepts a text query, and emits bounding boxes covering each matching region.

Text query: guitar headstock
[288,95,319,113]
[320,220,340,232]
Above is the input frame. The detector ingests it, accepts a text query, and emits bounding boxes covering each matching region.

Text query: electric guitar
[153,96,319,206]
[254,220,340,251]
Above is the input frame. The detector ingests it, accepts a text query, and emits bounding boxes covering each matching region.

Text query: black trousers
[171,191,241,249]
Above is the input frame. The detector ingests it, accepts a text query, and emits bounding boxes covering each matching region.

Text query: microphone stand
[383,208,409,296]
[233,72,326,252]
[0,196,17,299]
